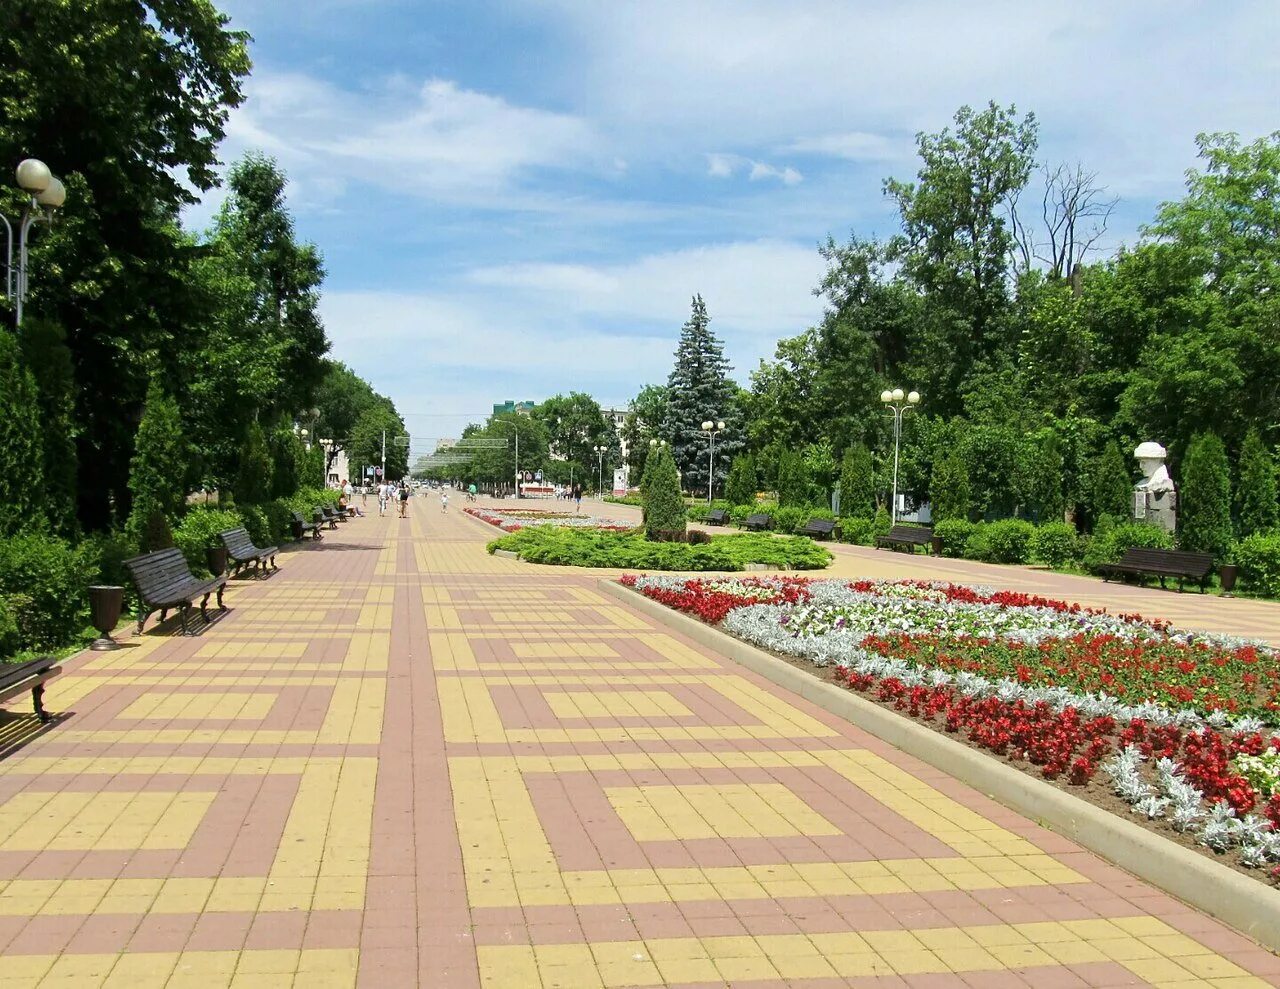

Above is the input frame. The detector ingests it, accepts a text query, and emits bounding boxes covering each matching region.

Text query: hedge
[1235,531,1280,598]
[0,534,98,652]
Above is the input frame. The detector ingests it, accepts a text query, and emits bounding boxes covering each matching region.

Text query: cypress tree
[1179,432,1232,558]
[775,448,810,507]
[642,444,686,538]
[663,295,741,492]
[725,454,757,506]
[18,319,78,535]
[839,445,876,520]
[234,421,274,504]
[930,451,972,522]
[268,426,305,499]
[1237,429,1279,537]
[0,331,44,534]
[127,381,189,548]
[1091,440,1133,524]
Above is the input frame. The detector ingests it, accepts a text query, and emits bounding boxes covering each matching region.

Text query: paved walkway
[0,502,1277,987]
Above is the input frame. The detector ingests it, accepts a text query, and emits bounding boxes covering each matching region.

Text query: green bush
[262,500,293,543]
[0,534,97,651]
[486,527,831,571]
[772,505,808,534]
[238,505,270,547]
[0,595,21,656]
[1179,432,1232,559]
[1238,429,1279,538]
[839,517,876,546]
[1029,521,1082,568]
[1084,520,1174,573]
[966,518,1036,564]
[932,518,976,558]
[873,507,892,538]
[1235,531,1280,598]
[173,507,244,574]
[725,455,757,507]
[643,446,686,538]
[604,494,643,507]
[838,444,875,520]
[686,500,731,523]
[929,451,971,522]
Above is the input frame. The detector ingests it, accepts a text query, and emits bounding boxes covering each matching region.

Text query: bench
[1099,547,1215,592]
[319,506,345,526]
[742,513,771,532]
[291,511,322,540]
[218,527,278,578]
[124,547,227,635]
[875,525,934,553]
[316,508,338,530]
[0,655,62,723]
[706,508,730,526]
[799,518,836,540]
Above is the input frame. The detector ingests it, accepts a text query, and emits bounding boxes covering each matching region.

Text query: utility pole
[381,430,386,484]
[514,426,520,499]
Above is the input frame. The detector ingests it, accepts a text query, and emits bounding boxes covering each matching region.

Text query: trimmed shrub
[725,455,757,507]
[1029,521,1082,568]
[872,506,892,539]
[1235,531,1280,598]
[642,445,686,538]
[1237,429,1279,538]
[126,381,188,547]
[839,444,876,520]
[930,450,971,522]
[772,506,807,534]
[966,518,1036,564]
[1179,432,1232,559]
[932,518,976,558]
[839,517,876,546]
[1084,521,1173,573]
[238,505,270,548]
[775,448,810,507]
[262,500,293,543]
[173,508,244,574]
[0,534,97,651]
[486,528,831,571]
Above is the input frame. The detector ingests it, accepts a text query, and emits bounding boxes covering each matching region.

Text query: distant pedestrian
[377,482,389,516]
[398,483,409,518]
[573,482,583,513]
[440,490,449,513]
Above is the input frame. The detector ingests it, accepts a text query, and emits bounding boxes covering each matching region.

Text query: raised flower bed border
[600,576,1280,952]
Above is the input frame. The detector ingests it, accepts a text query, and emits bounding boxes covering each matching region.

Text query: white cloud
[706,153,802,185]
[787,131,901,162]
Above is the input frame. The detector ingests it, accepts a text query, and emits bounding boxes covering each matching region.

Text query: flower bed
[465,507,631,532]
[489,528,831,571]
[623,574,1280,879]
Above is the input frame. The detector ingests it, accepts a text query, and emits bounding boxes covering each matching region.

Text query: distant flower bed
[465,507,631,532]
[624,574,1280,879]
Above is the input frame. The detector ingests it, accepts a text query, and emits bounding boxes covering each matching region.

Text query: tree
[725,455,757,507]
[234,422,273,504]
[803,441,838,506]
[1091,440,1134,523]
[1015,428,1065,522]
[746,331,821,451]
[1,0,250,529]
[1237,429,1279,537]
[775,448,810,507]
[313,361,378,476]
[1011,161,1118,280]
[839,445,876,520]
[930,451,971,522]
[0,332,44,534]
[17,318,77,534]
[351,401,409,482]
[664,296,742,491]
[268,427,306,499]
[1178,432,1233,558]
[126,381,189,547]
[642,445,685,538]
[535,392,618,483]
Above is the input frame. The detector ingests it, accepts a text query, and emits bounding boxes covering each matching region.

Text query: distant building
[493,400,536,416]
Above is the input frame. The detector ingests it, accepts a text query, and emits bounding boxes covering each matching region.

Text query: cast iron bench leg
[32,683,50,724]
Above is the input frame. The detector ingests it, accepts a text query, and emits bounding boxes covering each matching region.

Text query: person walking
[572,482,583,513]
[377,481,389,516]
[440,489,449,513]
[398,482,409,518]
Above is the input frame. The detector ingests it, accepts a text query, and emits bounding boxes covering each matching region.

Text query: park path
[0,499,1277,986]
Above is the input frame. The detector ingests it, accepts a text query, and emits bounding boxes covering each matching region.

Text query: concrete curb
[600,578,1280,950]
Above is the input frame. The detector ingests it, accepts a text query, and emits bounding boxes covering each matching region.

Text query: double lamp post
[3,158,68,327]
[880,387,920,524]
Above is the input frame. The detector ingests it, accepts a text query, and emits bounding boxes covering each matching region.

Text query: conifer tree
[127,381,189,548]
[235,421,274,503]
[1091,440,1133,523]
[1237,429,1278,537]
[18,319,78,535]
[642,444,686,538]
[663,295,741,492]
[1178,432,1232,558]
[775,449,810,507]
[838,445,876,520]
[930,451,972,522]
[725,454,757,506]
[0,331,44,534]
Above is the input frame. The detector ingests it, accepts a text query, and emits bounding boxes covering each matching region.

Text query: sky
[195,0,1277,455]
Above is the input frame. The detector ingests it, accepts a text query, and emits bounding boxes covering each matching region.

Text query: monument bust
[1133,441,1176,531]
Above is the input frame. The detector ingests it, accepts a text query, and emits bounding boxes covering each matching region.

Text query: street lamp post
[880,388,920,524]
[699,420,725,507]
[3,159,68,328]
[593,445,606,497]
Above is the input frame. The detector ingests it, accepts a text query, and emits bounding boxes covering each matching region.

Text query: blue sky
[196,0,1277,455]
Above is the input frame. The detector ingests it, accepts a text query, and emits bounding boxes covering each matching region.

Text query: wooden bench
[0,655,61,723]
[875,525,934,553]
[124,547,227,635]
[1099,547,1214,592]
[319,506,345,526]
[799,518,836,540]
[706,508,730,526]
[742,513,771,532]
[315,508,338,530]
[218,527,278,578]
[291,511,322,540]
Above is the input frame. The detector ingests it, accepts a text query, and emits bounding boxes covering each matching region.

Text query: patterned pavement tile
[0,497,1276,986]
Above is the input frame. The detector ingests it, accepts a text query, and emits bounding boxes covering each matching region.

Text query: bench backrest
[804,519,835,532]
[124,548,198,601]
[1118,546,1214,573]
[745,513,770,525]
[219,527,257,555]
[291,511,308,524]
[707,509,729,521]
[888,525,931,540]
